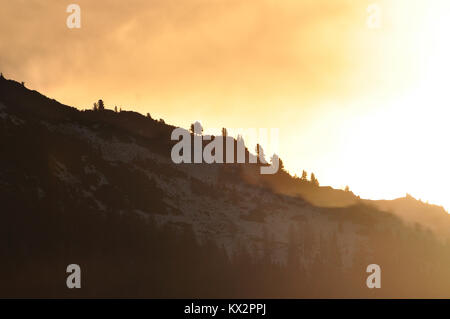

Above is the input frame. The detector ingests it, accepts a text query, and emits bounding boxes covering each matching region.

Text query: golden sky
[1,0,449,210]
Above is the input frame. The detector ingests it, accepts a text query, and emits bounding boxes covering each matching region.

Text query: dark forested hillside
[1,76,450,298]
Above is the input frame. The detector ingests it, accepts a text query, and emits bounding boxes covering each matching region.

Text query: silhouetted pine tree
[310,173,319,186]
[301,170,308,181]
[98,99,105,111]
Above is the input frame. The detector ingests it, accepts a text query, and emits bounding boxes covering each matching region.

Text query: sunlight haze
[1,0,448,210]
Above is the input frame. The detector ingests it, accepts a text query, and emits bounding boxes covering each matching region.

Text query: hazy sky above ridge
[1,0,449,210]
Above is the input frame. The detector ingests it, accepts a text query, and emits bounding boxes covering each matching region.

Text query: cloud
[0,0,376,109]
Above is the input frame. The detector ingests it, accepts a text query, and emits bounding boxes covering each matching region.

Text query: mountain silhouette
[1,75,450,298]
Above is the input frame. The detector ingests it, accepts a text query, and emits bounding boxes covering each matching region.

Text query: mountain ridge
[1,75,450,297]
